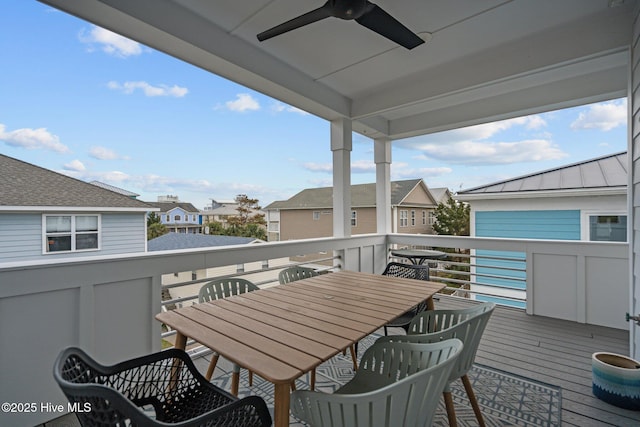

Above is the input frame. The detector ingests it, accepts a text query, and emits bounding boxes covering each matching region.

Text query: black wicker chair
[382,262,432,335]
[53,346,272,427]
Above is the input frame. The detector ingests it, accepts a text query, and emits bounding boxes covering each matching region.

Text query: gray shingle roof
[458,152,627,195]
[0,154,154,210]
[264,179,430,210]
[147,233,255,251]
[90,181,140,198]
[145,201,200,213]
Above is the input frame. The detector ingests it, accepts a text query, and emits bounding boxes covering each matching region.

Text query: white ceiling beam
[351,7,633,120]
[388,64,628,139]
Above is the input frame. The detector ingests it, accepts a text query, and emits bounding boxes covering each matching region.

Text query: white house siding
[0,213,146,263]
[631,5,640,359]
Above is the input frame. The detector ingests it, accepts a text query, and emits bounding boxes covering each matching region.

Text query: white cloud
[0,124,69,153]
[89,146,129,160]
[107,81,188,97]
[271,102,309,115]
[63,160,86,172]
[391,163,452,179]
[224,94,260,112]
[351,160,375,173]
[79,26,143,57]
[413,139,567,165]
[571,99,627,131]
[303,162,332,173]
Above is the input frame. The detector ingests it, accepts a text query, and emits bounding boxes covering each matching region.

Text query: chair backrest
[199,277,259,302]
[382,261,430,281]
[290,339,463,427]
[53,347,217,426]
[278,266,318,284]
[380,302,496,382]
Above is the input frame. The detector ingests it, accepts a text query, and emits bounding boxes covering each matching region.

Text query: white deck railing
[0,233,629,426]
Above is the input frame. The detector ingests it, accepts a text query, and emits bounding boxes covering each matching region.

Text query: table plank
[194,303,339,360]
[181,306,323,372]
[156,309,302,383]
[213,299,352,349]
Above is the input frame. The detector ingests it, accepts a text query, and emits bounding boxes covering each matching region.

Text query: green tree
[147,212,168,240]
[433,196,470,236]
[227,194,266,227]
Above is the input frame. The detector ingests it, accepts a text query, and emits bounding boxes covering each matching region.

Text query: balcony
[0,233,634,426]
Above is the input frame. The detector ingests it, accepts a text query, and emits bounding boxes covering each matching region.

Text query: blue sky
[1,2,628,209]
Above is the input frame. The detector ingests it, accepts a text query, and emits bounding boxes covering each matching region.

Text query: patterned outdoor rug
[210,334,562,426]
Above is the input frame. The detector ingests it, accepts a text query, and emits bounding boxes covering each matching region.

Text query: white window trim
[411,210,416,226]
[581,210,628,242]
[351,210,357,227]
[42,214,101,254]
[400,210,408,227]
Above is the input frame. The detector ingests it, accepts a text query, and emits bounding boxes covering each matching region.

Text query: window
[351,210,357,227]
[399,210,408,227]
[313,211,320,220]
[429,211,436,225]
[174,215,181,222]
[411,210,416,226]
[589,215,627,242]
[44,215,100,253]
[422,210,426,225]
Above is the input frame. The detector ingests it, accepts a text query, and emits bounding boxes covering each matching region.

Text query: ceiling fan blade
[257,3,334,42]
[356,3,424,49]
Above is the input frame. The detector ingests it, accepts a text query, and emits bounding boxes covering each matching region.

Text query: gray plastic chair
[291,339,463,427]
[198,278,260,383]
[381,262,432,335]
[378,302,496,427]
[278,265,319,284]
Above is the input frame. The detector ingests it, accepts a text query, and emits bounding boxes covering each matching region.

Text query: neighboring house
[264,179,445,242]
[456,151,627,307]
[201,199,239,226]
[145,197,201,234]
[0,154,155,263]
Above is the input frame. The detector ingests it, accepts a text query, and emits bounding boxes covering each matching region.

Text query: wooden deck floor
[435,295,639,427]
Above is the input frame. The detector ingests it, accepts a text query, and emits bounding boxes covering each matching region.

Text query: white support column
[374,138,392,235]
[331,118,352,238]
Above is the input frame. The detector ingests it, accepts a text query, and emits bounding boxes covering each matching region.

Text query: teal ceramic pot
[592,352,640,410]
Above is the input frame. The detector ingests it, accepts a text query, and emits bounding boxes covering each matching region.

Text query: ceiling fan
[257,0,425,50]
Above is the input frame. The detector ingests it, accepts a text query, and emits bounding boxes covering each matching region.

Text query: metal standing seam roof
[264,179,440,210]
[458,152,627,195]
[0,154,154,209]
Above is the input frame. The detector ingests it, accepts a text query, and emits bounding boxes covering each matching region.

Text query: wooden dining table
[156,269,445,427]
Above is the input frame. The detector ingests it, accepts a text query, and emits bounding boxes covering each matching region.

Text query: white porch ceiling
[40,0,636,140]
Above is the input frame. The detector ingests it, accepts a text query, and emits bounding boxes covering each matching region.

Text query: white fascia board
[456,187,626,201]
[0,206,159,212]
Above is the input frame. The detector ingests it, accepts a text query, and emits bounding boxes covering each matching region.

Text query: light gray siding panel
[0,213,146,263]
[0,215,43,261]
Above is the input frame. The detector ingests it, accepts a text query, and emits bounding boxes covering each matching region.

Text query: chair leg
[310,369,316,390]
[248,370,254,386]
[462,374,486,427]
[384,325,389,336]
[349,344,358,371]
[443,391,458,427]
[205,353,220,381]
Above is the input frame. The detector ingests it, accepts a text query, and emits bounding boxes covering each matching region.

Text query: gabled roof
[145,201,200,213]
[147,233,256,251]
[429,188,452,204]
[264,179,435,210]
[0,154,154,211]
[458,151,627,199]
